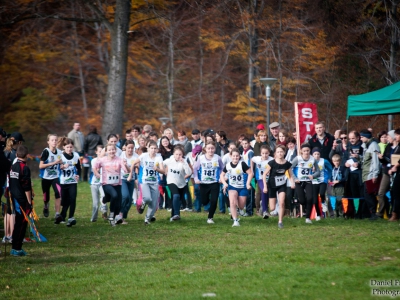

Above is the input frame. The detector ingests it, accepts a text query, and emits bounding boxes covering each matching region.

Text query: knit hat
[360,131,372,139]
[311,147,321,154]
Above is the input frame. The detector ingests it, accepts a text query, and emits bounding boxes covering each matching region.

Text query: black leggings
[295,181,314,218]
[200,182,219,219]
[61,184,77,220]
[42,178,60,203]
[312,183,327,216]
[102,184,122,215]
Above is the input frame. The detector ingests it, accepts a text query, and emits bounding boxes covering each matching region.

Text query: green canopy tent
[347,82,400,121]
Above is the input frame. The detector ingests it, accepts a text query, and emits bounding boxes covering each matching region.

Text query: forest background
[1,0,400,154]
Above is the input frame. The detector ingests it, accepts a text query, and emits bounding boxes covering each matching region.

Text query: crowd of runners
[1,121,400,255]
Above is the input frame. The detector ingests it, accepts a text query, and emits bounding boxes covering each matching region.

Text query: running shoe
[54,214,63,225]
[66,218,77,227]
[232,220,240,227]
[315,216,321,221]
[100,203,107,213]
[207,218,214,224]
[138,203,146,214]
[278,222,284,229]
[115,215,123,225]
[305,218,312,224]
[108,212,114,221]
[150,216,156,222]
[2,236,12,244]
[262,212,270,219]
[170,215,180,221]
[43,206,49,218]
[10,249,27,257]
[144,219,150,225]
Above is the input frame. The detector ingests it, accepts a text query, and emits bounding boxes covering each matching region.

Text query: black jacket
[308,132,334,161]
[379,143,400,175]
[84,133,103,156]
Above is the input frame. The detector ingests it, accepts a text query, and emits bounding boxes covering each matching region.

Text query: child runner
[119,140,137,224]
[311,147,332,220]
[94,144,128,226]
[251,145,273,219]
[9,145,32,256]
[193,141,224,224]
[291,143,320,224]
[100,134,122,157]
[262,145,295,228]
[220,148,252,227]
[221,142,239,214]
[58,137,81,227]
[241,138,254,217]
[128,141,164,225]
[163,146,192,221]
[90,145,105,222]
[39,134,62,222]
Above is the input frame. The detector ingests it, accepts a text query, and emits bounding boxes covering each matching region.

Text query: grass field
[1,179,400,299]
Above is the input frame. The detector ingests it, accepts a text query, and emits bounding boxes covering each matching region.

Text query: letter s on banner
[295,102,319,150]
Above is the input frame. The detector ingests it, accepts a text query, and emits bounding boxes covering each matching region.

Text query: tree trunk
[101,0,130,141]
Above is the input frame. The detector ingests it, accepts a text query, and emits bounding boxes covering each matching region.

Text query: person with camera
[329,130,364,217]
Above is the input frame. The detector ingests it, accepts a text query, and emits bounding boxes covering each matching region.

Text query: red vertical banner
[295,102,318,150]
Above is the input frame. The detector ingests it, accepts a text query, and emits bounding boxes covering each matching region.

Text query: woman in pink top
[94,144,129,226]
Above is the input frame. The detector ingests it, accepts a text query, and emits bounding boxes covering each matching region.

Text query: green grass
[1,179,400,299]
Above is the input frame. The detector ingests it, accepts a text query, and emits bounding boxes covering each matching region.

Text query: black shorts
[268,185,286,198]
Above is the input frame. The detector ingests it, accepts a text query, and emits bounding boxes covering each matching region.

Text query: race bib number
[229,174,243,186]
[298,168,311,181]
[203,169,216,181]
[144,168,158,182]
[61,169,76,184]
[274,175,286,186]
[107,175,120,184]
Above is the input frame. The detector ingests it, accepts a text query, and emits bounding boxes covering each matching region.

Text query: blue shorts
[228,186,248,197]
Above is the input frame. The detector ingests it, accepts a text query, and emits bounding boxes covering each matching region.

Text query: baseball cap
[269,122,280,129]
[192,129,200,134]
[256,124,265,130]
[11,132,25,142]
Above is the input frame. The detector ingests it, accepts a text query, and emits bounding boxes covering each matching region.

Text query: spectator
[377,130,400,219]
[377,130,388,154]
[359,129,381,220]
[143,124,152,137]
[268,122,280,153]
[308,121,334,161]
[68,122,85,156]
[84,125,103,157]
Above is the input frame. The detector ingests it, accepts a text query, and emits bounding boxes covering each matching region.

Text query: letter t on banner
[295,102,318,150]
